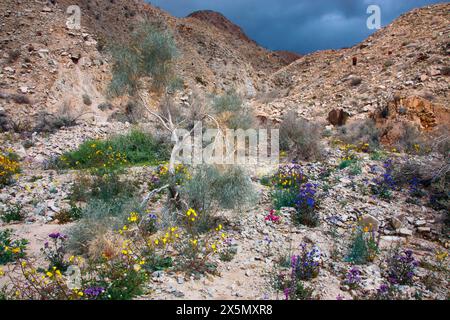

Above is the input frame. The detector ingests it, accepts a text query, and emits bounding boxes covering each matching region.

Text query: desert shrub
[7,49,21,63]
[338,119,380,151]
[430,125,450,156]
[10,94,30,105]
[33,102,83,133]
[183,165,257,232]
[345,226,379,265]
[58,129,169,173]
[394,123,429,154]
[0,150,20,188]
[212,90,255,130]
[68,173,138,203]
[279,111,323,161]
[213,89,243,113]
[0,204,25,223]
[82,94,92,106]
[391,160,426,187]
[184,165,256,213]
[108,22,178,96]
[0,229,28,265]
[66,198,140,255]
[54,203,83,224]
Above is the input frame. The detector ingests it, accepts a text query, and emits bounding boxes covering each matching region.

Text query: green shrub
[279,111,323,161]
[183,165,257,232]
[108,22,178,95]
[184,165,256,212]
[212,89,243,113]
[69,172,138,203]
[394,123,429,154]
[54,203,83,224]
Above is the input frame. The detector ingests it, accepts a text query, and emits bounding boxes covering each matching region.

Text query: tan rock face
[372,96,449,146]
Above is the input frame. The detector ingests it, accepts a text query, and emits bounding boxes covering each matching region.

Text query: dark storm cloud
[147,0,446,54]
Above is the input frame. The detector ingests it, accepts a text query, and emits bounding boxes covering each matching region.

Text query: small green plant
[219,238,237,262]
[272,189,297,209]
[345,226,379,265]
[349,162,362,176]
[0,204,24,223]
[0,229,28,265]
[54,203,83,224]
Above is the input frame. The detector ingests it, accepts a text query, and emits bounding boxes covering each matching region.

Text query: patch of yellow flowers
[0,150,20,186]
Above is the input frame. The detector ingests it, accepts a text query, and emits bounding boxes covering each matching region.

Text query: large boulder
[328,108,349,126]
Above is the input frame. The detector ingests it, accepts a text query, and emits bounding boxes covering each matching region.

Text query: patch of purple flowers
[291,243,321,280]
[344,266,362,289]
[48,232,67,240]
[371,159,396,199]
[387,249,418,285]
[84,286,105,298]
[295,183,319,227]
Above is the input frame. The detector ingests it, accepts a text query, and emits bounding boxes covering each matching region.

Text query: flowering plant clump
[59,142,128,175]
[343,266,362,289]
[219,237,237,262]
[0,149,20,188]
[174,209,226,275]
[294,183,319,227]
[268,164,308,209]
[271,164,307,190]
[291,244,321,280]
[345,225,379,265]
[41,233,69,272]
[371,159,396,199]
[152,163,191,188]
[264,209,281,223]
[387,249,418,285]
[0,229,28,265]
[270,244,319,300]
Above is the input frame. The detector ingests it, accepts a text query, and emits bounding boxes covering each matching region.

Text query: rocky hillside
[254,3,450,129]
[1,1,448,133]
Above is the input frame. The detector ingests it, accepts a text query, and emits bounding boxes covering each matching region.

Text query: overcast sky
[147,0,445,54]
